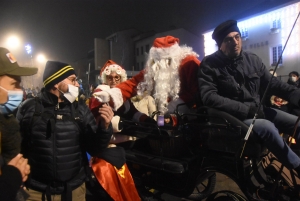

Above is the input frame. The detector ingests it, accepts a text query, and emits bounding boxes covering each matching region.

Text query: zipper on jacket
[53,103,59,180]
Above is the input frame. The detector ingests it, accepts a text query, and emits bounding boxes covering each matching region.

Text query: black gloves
[247,105,265,119]
[143,116,157,125]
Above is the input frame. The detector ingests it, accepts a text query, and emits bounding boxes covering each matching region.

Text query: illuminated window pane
[272,45,283,65]
[278,45,283,64]
[272,47,277,65]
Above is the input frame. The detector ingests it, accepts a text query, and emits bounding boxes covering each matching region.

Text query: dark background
[0,0,296,63]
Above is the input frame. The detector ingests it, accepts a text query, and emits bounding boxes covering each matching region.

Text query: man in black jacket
[0,47,36,201]
[17,61,113,201]
[198,20,300,174]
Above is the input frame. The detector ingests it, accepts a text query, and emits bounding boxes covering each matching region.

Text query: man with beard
[93,36,201,117]
[198,19,300,175]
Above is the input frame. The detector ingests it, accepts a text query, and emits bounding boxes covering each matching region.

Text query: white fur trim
[96,84,110,91]
[92,91,110,103]
[111,115,122,133]
[149,43,183,61]
[101,64,127,84]
[110,133,137,144]
[133,111,144,122]
[108,144,117,148]
[105,88,124,111]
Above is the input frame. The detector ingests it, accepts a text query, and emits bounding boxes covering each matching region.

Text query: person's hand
[8,154,30,182]
[98,104,114,130]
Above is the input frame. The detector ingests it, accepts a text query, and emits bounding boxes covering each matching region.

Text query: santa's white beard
[137,58,180,114]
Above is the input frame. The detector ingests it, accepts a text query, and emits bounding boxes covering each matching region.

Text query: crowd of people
[2,18,300,201]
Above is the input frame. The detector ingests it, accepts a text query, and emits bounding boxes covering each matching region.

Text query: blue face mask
[0,86,23,115]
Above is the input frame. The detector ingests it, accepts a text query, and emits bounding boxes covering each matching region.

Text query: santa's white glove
[93,90,110,103]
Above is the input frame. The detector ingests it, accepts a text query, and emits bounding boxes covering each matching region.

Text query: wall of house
[108,29,141,70]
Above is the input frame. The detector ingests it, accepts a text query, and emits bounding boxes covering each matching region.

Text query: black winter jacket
[0,113,21,163]
[16,88,112,194]
[198,50,300,120]
[0,113,23,201]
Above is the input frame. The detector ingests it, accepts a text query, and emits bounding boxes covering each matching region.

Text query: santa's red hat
[100,60,127,84]
[149,36,181,60]
[153,36,180,48]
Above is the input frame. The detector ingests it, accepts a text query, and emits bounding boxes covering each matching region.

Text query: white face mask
[59,83,79,103]
[291,76,298,82]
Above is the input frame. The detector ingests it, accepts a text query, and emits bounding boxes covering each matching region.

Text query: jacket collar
[216,50,244,64]
[40,88,60,106]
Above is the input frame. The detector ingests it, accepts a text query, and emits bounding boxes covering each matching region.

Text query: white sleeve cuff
[106,88,124,111]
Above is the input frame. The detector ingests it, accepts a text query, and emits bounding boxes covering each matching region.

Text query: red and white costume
[94,36,201,115]
[88,60,142,201]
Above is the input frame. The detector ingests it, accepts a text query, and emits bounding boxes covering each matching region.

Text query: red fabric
[153,36,179,48]
[170,114,178,127]
[178,55,201,104]
[100,60,117,76]
[115,56,200,106]
[88,91,103,120]
[115,70,145,102]
[92,158,141,201]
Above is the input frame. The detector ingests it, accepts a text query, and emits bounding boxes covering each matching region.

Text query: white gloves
[93,90,110,103]
[93,85,110,103]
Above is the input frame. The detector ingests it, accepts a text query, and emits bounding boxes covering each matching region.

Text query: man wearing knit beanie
[198,19,300,176]
[94,36,201,119]
[16,60,114,201]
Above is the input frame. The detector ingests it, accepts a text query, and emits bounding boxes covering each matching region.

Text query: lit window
[272,19,281,29]
[240,28,248,38]
[272,45,283,65]
[278,45,283,64]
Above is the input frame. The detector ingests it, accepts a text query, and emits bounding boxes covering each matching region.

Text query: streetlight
[36,54,46,63]
[6,36,20,49]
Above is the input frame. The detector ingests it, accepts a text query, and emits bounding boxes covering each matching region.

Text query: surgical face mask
[59,83,79,103]
[291,76,298,82]
[0,86,23,115]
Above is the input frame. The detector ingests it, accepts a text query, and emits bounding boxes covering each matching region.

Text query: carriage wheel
[186,172,217,200]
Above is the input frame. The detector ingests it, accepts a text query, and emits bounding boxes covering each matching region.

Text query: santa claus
[94,35,201,116]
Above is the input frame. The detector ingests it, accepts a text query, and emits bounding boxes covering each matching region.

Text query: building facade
[92,28,202,82]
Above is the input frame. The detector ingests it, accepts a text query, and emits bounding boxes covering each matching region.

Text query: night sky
[0,0,295,64]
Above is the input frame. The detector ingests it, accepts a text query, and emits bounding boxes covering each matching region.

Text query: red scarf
[92,158,141,201]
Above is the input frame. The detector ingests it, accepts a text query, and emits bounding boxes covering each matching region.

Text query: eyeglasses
[107,75,120,82]
[67,77,78,85]
[223,34,241,44]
